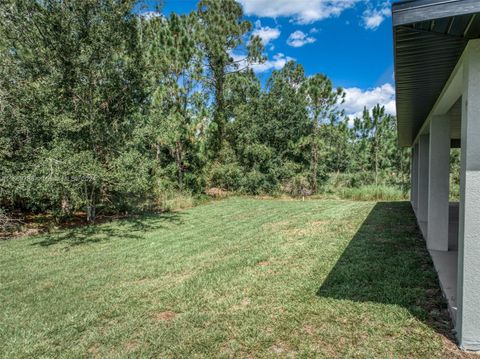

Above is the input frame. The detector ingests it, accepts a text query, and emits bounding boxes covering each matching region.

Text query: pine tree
[143,12,205,191]
[302,74,345,192]
[197,0,264,157]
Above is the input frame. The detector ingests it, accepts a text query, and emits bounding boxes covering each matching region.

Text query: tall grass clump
[155,190,198,212]
[320,172,409,201]
[337,185,407,201]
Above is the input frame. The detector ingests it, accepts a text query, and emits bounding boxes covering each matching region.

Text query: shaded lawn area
[0,198,466,358]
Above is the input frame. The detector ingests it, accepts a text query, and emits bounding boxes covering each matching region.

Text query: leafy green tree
[224,70,275,193]
[0,0,147,220]
[302,74,345,192]
[254,61,311,191]
[197,0,264,156]
[352,105,404,187]
[322,118,354,174]
[0,0,412,221]
[262,61,310,160]
[142,12,206,191]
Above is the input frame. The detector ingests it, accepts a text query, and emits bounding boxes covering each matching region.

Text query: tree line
[0,0,409,222]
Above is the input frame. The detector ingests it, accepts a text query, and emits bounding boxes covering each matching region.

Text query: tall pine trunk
[174,141,183,191]
[213,73,225,156]
[312,142,318,193]
[311,126,319,193]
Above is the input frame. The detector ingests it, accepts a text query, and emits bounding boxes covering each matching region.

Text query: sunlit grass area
[0,198,461,358]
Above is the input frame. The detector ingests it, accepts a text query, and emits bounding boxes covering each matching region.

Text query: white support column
[456,40,480,351]
[427,115,451,251]
[417,134,430,228]
[411,144,419,212]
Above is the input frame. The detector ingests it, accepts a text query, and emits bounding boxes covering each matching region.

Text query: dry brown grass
[153,311,177,322]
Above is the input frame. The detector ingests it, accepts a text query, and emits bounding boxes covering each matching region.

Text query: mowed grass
[0,198,460,358]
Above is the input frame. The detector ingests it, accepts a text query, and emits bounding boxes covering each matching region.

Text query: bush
[241,170,278,195]
[282,174,313,198]
[450,148,460,201]
[0,208,22,237]
[206,161,244,192]
[450,175,460,202]
[327,171,376,189]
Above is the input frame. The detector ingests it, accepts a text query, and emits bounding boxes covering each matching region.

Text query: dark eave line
[392,0,480,26]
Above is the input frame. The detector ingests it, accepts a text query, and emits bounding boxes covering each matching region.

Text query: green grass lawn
[0,198,462,358]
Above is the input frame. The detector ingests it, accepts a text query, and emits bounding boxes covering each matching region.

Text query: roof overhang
[393,0,480,147]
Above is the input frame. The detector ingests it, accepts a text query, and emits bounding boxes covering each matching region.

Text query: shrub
[282,174,313,198]
[0,208,22,237]
[206,188,229,198]
[206,161,244,192]
[241,170,277,195]
[327,171,376,189]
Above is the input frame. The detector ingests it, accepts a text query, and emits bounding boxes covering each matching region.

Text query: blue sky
[142,0,396,118]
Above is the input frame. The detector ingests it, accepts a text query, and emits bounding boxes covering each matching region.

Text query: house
[392,0,480,351]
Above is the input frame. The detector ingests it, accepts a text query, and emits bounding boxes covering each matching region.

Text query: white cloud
[239,0,360,24]
[252,53,295,73]
[287,30,316,48]
[361,2,391,30]
[229,52,295,73]
[341,83,396,120]
[138,11,162,21]
[252,21,281,46]
[310,27,319,34]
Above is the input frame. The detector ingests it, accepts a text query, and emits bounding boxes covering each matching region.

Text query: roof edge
[392,0,480,26]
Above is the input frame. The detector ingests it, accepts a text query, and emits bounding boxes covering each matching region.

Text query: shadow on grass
[30,212,184,247]
[317,202,453,337]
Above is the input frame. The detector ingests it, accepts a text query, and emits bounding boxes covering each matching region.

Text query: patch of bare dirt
[206,188,229,198]
[231,298,251,311]
[303,325,316,336]
[270,342,296,357]
[10,227,41,238]
[153,310,177,322]
[87,343,100,357]
[123,340,140,353]
[40,281,55,290]
[262,220,290,231]
[311,220,329,226]
[440,334,479,358]
[220,340,236,357]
